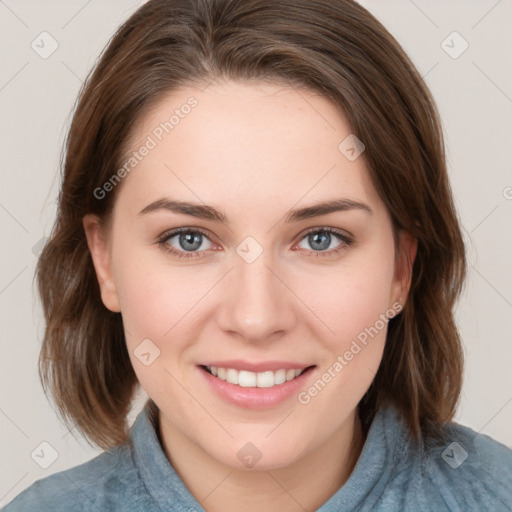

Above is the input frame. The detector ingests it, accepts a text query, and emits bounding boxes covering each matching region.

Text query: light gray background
[1,0,511,505]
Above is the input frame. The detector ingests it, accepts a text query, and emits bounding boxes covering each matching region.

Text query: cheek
[299,248,396,347]
[110,236,203,362]
[114,232,397,346]
[295,263,396,414]
[114,258,203,401]
[116,264,199,344]
[304,247,396,400]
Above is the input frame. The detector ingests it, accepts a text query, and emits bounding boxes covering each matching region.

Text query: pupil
[310,231,330,251]
[181,232,201,251]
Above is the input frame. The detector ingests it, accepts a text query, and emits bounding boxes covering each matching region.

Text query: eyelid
[158,225,214,241]
[292,226,353,254]
[297,225,354,242]
[156,226,222,261]
[157,226,216,249]
[157,226,354,259]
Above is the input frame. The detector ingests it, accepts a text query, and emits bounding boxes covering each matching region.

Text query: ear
[391,230,417,309]
[83,214,121,312]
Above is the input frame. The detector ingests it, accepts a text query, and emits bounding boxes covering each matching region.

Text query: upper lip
[199,360,315,372]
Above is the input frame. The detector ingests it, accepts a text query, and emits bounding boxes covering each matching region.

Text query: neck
[157,408,365,512]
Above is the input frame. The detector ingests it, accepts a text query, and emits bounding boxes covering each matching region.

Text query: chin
[206,434,308,472]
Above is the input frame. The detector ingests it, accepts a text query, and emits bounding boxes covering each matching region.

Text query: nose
[216,249,298,344]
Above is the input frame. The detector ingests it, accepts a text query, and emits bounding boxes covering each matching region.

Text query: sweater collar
[131,398,203,510]
[131,398,408,511]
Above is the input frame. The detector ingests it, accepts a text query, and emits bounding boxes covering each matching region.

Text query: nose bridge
[217,238,296,342]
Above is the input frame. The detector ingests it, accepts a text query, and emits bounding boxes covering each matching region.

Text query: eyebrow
[138,197,372,223]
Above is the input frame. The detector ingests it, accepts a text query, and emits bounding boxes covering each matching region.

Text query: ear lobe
[82,214,121,312]
[393,231,418,307]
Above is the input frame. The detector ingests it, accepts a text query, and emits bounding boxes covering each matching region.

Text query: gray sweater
[3,399,512,511]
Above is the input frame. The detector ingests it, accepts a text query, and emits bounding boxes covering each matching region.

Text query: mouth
[199,364,316,389]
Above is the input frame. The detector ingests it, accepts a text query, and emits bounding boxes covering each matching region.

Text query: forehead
[113,80,384,220]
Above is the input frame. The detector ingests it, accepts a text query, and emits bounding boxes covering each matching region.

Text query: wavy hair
[36,0,466,450]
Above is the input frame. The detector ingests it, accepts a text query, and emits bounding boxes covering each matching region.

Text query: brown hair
[36,0,466,450]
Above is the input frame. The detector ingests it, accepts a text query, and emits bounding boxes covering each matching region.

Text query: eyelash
[156,226,353,260]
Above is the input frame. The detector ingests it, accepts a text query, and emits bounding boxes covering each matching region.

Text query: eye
[157,228,216,259]
[295,227,353,257]
[157,226,353,260]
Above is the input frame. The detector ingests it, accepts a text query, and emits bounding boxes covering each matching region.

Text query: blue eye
[157,227,214,259]
[296,228,352,255]
[157,227,353,259]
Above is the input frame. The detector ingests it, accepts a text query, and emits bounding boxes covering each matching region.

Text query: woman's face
[85,80,414,471]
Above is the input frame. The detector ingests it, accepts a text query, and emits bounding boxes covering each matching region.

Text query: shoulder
[368,404,512,511]
[1,442,154,512]
[415,420,512,510]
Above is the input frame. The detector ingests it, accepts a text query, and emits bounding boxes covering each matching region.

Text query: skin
[84,80,416,512]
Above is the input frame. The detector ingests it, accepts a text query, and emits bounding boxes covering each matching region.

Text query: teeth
[239,370,256,387]
[274,369,286,385]
[226,368,238,385]
[206,366,306,387]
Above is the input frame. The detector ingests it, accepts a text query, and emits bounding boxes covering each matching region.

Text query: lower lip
[197,365,316,409]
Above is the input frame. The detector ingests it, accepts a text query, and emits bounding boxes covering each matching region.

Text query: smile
[202,365,307,388]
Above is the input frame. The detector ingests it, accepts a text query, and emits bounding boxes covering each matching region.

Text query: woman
[4,0,511,510]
